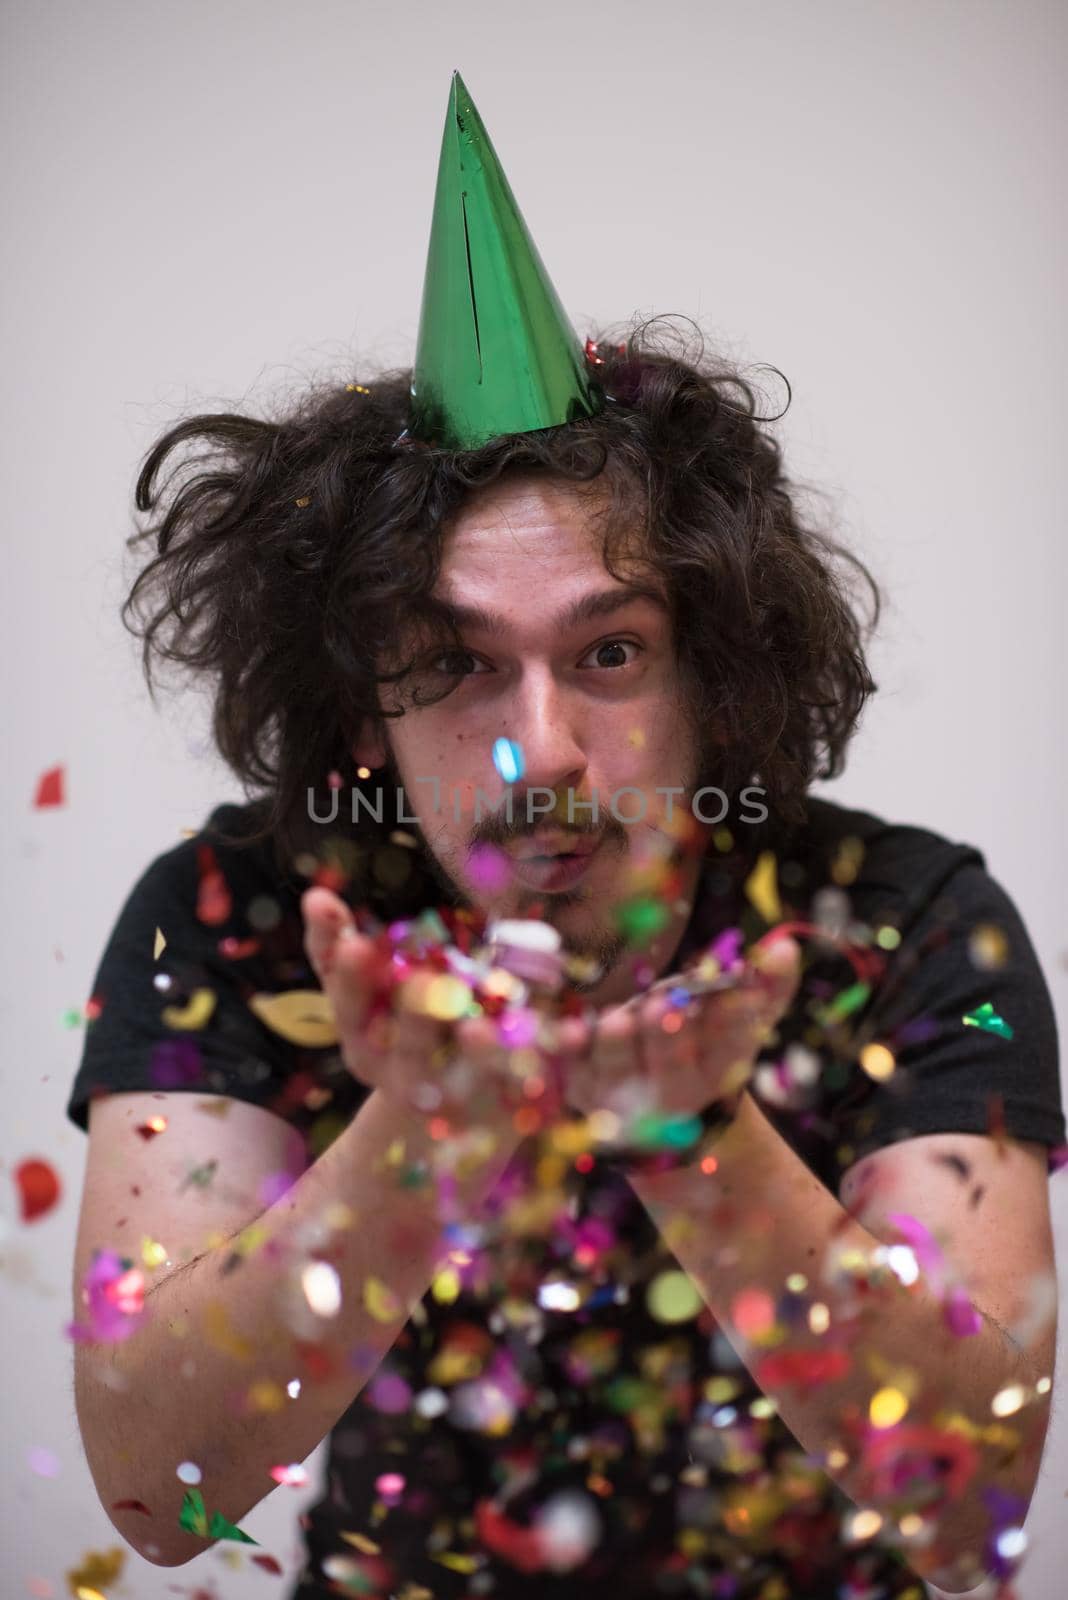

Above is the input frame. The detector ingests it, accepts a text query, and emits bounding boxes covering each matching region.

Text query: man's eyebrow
[432,584,670,638]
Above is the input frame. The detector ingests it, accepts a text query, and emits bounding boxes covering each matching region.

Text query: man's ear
[353,718,388,771]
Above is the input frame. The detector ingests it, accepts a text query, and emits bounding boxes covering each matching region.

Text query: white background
[2,1,1064,1596]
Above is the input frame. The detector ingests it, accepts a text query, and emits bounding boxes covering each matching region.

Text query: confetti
[302,1260,342,1317]
[744,850,782,923]
[134,1115,167,1140]
[65,1548,125,1595]
[492,737,525,783]
[161,987,217,1030]
[646,1270,703,1324]
[269,1463,309,1487]
[153,926,167,959]
[178,1487,259,1544]
[33,764,66,808]
[963,1001,1014,1040]
[248,989,339,1046]
[195,845,232,925]
[66,1250,146,1344]
[14,1157,61,1222]
[363,1274,403,1322]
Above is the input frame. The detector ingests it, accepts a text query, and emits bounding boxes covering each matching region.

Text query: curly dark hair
[123,315,880,898]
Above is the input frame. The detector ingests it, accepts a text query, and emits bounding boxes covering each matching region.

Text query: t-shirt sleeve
[832,857,1066,1168]
[66,838,330,1135]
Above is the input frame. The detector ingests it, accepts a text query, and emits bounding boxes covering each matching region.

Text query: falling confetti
[178,1487,259,1544]
[14,1157,61,1222]
[963,1001,1014,1040]
[492,737,524,783]
[66,1251,146,1344]
[248,989,339,1047]
[33,764,66,808]
[161,987,217,1030]
[744,850,782,923]
[65,1547,125,1596]
[195,844,232,925]
[153,926,167,959]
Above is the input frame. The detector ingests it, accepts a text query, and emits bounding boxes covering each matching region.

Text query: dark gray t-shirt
[66,795,1065,1598]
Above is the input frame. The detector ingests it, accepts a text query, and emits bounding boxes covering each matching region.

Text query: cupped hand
[301,886,527,1133]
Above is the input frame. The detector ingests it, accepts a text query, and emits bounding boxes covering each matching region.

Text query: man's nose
[506,669,588,805]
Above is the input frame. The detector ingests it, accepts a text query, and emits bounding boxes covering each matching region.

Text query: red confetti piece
[195,845,232,926]
[475,1498,548,1573]
[218,935,261,960]
[755,1347,852,1392]
[134,1116,168,1140]
[33,765,66,808]
[251,1553,284,1575]
[111,1498,152,1514]
[15,1158,61,1222]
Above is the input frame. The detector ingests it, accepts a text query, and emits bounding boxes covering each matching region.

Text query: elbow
[73,1361,208,1569]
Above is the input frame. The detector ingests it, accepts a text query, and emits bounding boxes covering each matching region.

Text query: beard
[379,711,714,988]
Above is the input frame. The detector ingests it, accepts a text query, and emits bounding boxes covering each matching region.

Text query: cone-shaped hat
[408,71,604,450]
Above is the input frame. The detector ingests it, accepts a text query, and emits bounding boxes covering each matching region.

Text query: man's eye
[432,649,488,677]
[579,638,642,670]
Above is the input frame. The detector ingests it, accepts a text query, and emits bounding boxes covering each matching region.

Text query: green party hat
[408,70,604,450]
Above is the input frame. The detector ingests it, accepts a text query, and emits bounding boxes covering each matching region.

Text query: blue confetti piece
[492,737,524,784]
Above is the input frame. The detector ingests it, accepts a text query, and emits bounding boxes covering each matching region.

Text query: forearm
[75,1087,523,1566]
[628,1093,1053,1592]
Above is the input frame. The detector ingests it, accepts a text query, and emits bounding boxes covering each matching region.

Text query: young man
[67,73,1062,1600]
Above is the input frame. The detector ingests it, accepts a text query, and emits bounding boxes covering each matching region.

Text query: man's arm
[73,1083,522,1568]
[626,1093,1057,1594]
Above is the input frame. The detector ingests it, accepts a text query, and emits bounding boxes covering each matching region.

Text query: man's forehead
[430,582,670,638]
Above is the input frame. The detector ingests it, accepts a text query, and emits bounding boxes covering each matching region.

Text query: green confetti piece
[178,1488,259,1545]
[178,1488,209,1537]
[61,1008,85,1029]
[627,1111,702,1151]
[615,896,670,945]
[208,1509,259,1545]
[814,980,871,1025]
[963,1002,1014,1040]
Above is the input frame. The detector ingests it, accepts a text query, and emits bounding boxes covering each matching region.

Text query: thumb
[301,886,376,1040]
[748,933,803,1017]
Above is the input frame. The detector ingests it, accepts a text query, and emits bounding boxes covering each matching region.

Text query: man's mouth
[511,840,603,892]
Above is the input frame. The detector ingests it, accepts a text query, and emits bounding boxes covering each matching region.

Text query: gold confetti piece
[162,987,217,1030]
[248,989,338,1047]
[364,1274,403,1322]
[860,1042,896,1081]
[830,834,865,887]
[970,923,1009,970]
[626,726,646,749]
[204,1300,255,1360]
[339,1531,383,1554]
[744,850,782,924]
[153,926,167,959]
[67,1546,126,1596]
[432,1266,461,1303]
[196,1097,232,1117]
[433,1553,480,1574]
[247,1379,286,1413]
[295,495,311,507]
[141,1236,168,1269]
[869,1386,909,1428]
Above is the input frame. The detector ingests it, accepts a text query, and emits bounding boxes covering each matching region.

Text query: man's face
[357,474,711,1001]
